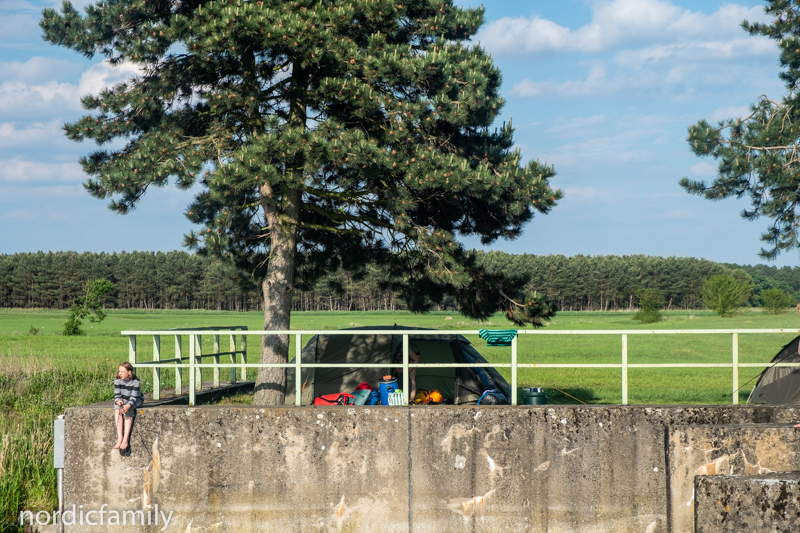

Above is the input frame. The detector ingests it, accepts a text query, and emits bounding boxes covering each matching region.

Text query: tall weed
[0,357,115,533]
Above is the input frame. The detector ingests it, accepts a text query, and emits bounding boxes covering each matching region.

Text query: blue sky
[0,0,795,267]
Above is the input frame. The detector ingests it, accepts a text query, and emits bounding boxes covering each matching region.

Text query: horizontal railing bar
[738,362,799,367]
[123,328,800,336]
[133,362,800,369]
[519,329,800,335]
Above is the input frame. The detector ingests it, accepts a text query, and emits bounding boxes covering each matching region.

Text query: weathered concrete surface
[65,406,410,532]
[63,405,797,533]
[668,425,800,533]
[694,472,800,533]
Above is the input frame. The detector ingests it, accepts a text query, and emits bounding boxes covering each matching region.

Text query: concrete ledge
[668,424,800,533]
[85,381,255,408]
[62,405,798,533]
[694,472,800,533]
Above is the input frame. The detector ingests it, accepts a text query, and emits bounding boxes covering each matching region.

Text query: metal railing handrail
[124,328,800,406]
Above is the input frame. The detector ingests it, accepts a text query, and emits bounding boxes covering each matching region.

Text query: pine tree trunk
[252,62,306,406]
[252,193,301,405]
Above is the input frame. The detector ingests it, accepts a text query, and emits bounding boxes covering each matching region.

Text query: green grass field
[1,307,799,531]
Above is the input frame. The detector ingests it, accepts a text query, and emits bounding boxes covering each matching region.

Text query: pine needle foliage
[681,1,800,260]
[41,0,561,402]
[701,272,754,318]
[62,279,115,336]
[40,0,560,324]
[760,287,791,314]
[633,288,664,324]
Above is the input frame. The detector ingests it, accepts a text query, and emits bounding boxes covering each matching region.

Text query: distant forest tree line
[0,251,798,312]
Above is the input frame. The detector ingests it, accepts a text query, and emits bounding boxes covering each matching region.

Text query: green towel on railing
[479,329,518,347]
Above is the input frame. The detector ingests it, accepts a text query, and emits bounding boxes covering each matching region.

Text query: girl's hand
[116,399,123,406]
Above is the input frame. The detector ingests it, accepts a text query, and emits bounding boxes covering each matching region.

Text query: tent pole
[402,335,409,405]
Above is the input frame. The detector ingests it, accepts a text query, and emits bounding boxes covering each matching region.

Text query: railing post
[188,334,196,406]
[174,335,182,396]
[295,333,302,407]
[128,335,137,365]
[229,334,237,384]
[402,334,409,405]
[195,334,203,392]
[732,333,739,405]
[213,334,220,388]
[511,334,518,405]
[621,334,628,405]
[241,334,247,382]
[152,335,161,401]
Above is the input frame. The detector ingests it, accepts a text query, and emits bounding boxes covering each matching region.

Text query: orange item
[427,390,443,404]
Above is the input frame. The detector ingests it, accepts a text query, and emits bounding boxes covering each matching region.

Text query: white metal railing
[121,328,800,406]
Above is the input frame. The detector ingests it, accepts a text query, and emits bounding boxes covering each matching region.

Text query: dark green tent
[749,336,800,407]
[285,325,511,405]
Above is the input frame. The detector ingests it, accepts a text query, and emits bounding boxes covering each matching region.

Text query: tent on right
[749,336,800,407]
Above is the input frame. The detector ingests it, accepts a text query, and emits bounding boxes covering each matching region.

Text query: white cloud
[512,65,611,98]
[0,184,85,203]
[706,105,752,123]
[0,157,84,183]
[0,60,140,120]
[562,185,618,204]
[0,57,85,84]
[689,161,717,177]
[0,120,69,150]
[478,0,770,56]
[548,115,606,137]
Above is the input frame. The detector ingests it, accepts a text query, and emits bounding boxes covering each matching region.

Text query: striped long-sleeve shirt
[114,377,143,406]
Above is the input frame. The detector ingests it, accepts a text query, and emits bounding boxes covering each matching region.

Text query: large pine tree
[41,0,561,404]
[681,1,800,261]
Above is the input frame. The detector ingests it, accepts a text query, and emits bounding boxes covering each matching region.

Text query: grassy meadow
[2,307,800,530]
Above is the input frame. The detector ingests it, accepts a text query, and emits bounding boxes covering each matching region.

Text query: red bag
[313,393,356,406]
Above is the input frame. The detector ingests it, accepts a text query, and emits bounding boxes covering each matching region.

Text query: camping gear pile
[288,325,511,406]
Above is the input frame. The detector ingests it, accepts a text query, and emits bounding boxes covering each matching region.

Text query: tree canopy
[681,1,800,260]
[41,0,561,403]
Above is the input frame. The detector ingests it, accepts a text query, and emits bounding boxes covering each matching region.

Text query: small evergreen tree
[633,288,664,324]
[63,279,116,336]
[702,272,754,317]
[760,287,791,314]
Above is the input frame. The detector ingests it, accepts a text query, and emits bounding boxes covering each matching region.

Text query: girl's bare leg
[120,416,133,450]
[794,423,800,428]
[114,410,123,448]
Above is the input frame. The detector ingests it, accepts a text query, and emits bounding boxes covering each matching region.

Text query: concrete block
[668,424,800,533]
[61,404,797,533]
[64,406,410,532]
[694,472,800,533]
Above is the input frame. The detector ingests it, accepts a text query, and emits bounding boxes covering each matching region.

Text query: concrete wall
[694,473,800,532]
[668,424,800,533]
[62,405,797,533]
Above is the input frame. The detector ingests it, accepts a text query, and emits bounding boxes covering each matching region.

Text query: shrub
[633,288,664,324]
[760,288,791,314]
[702,271,754,317]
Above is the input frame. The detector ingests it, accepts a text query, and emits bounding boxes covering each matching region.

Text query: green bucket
[523,387,548,405]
